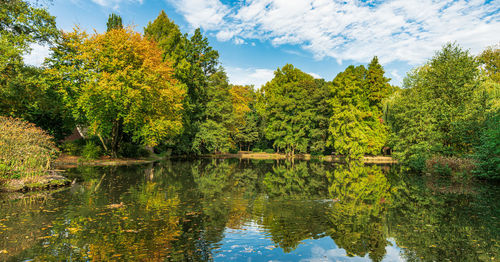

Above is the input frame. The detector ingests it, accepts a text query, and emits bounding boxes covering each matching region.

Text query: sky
[25,0,500,88]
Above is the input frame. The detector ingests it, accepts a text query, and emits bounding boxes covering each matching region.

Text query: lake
[1,159,499,261]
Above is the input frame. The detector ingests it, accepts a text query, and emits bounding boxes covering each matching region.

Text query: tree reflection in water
[1,159,498,261]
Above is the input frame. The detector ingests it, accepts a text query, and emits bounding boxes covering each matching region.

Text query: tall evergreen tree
[144,10,184,63]
[106,13,123,32]
[328,59,391,160]
[144,11,220,154]
[365,56,391,110]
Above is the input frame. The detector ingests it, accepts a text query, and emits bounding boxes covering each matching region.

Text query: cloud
[166,0,229,30]
[307,72,322,79]
[171,0,500,64]
[225,67,275,88]
[23,44,51,67]
[233,37,245,45]
[91,0,143,9]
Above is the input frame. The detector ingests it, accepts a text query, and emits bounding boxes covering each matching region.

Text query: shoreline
[53,154,161,169]
[201,152,398,164]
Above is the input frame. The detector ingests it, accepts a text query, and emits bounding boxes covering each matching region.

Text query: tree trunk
[97,133,108,152]
[110,119,123,158]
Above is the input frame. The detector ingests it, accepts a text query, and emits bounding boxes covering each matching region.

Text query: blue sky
[26,0,499,88]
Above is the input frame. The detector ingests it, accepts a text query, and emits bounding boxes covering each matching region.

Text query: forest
[1,0,499,181]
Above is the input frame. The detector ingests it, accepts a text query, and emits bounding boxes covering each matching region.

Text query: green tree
[328,61,389,160]
[258,64,328,155]
[0,0,57,74]
[0,0,70,139]
[192,69,235,153]
[145,13,220,154]
[388,43,480,170]
[477,45,499,83]
[106,13,123,32]
[144,10,184,63]
[474,109,500,180]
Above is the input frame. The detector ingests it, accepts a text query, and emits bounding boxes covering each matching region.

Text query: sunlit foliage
[46,27,186,156]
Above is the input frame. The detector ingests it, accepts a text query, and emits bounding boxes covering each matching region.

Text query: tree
[145,13,220,154]
[477,45,500,83]
[192,70,235,153]
[365,56,392,110]
[106,13,123,32]
[144,10,184,63]
[258,64,327,155]
[328,60,390,160]
[229,85,259,151]
[0,0,72,140]
[47,28,186,156]
[0,0,57,74]
[388,44,480,169]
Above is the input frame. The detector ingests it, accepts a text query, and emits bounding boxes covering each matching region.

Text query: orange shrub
[0,116,59,179]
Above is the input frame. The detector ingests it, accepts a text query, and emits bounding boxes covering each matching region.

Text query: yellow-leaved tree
[47,27,185,156]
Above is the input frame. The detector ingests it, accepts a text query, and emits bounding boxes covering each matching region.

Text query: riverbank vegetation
[0,1,499,181]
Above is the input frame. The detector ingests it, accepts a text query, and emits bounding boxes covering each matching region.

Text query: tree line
[1,1,498,179]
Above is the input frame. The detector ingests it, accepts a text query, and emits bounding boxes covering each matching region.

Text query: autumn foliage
[47,27,186,156]
[0,116,59,179]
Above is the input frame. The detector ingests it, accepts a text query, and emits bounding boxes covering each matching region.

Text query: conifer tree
[106,13,123,32]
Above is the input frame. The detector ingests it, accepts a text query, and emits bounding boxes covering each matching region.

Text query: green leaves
[328,59,391,159]
[387,43,482,170]
[258,64,329,155]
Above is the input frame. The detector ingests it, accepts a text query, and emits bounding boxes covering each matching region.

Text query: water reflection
[0,159,498,261]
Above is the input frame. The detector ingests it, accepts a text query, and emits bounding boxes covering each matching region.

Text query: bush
[61,139,86,155]
[264,149,275,154]
[228,147,238,154]
[253,148,262,153]
[119,142,150,158]
[425,155,476,181]
[0,116,59,179]
[81,141,102,160]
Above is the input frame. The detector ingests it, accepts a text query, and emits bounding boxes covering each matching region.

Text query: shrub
[253,148,262,153]
[61,139,86,156]
[0,116,59,179]
[425,155,476,182]
[81,141,102,160]
[119,142,150,158]
[264,149,275,154]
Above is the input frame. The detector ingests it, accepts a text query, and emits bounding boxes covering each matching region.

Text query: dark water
[0,159,499,261]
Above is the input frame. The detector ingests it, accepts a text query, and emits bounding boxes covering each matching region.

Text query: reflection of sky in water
[213,223,404,261]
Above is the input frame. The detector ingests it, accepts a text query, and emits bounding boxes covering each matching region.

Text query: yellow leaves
[67,227,80,234]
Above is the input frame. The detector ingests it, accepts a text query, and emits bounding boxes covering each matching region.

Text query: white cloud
[171,0,500,64]
[23,44,51,67]
[390,69,402,85]
[92,0,143,9]
[225,67,275,88]
[166,0,229,30]
[307,72,322,79]
[233,37,245,45]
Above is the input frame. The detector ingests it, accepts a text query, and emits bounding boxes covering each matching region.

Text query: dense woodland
[1,1,499,180]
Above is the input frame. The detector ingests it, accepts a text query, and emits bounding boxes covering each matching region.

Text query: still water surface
[0,159,499,261]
